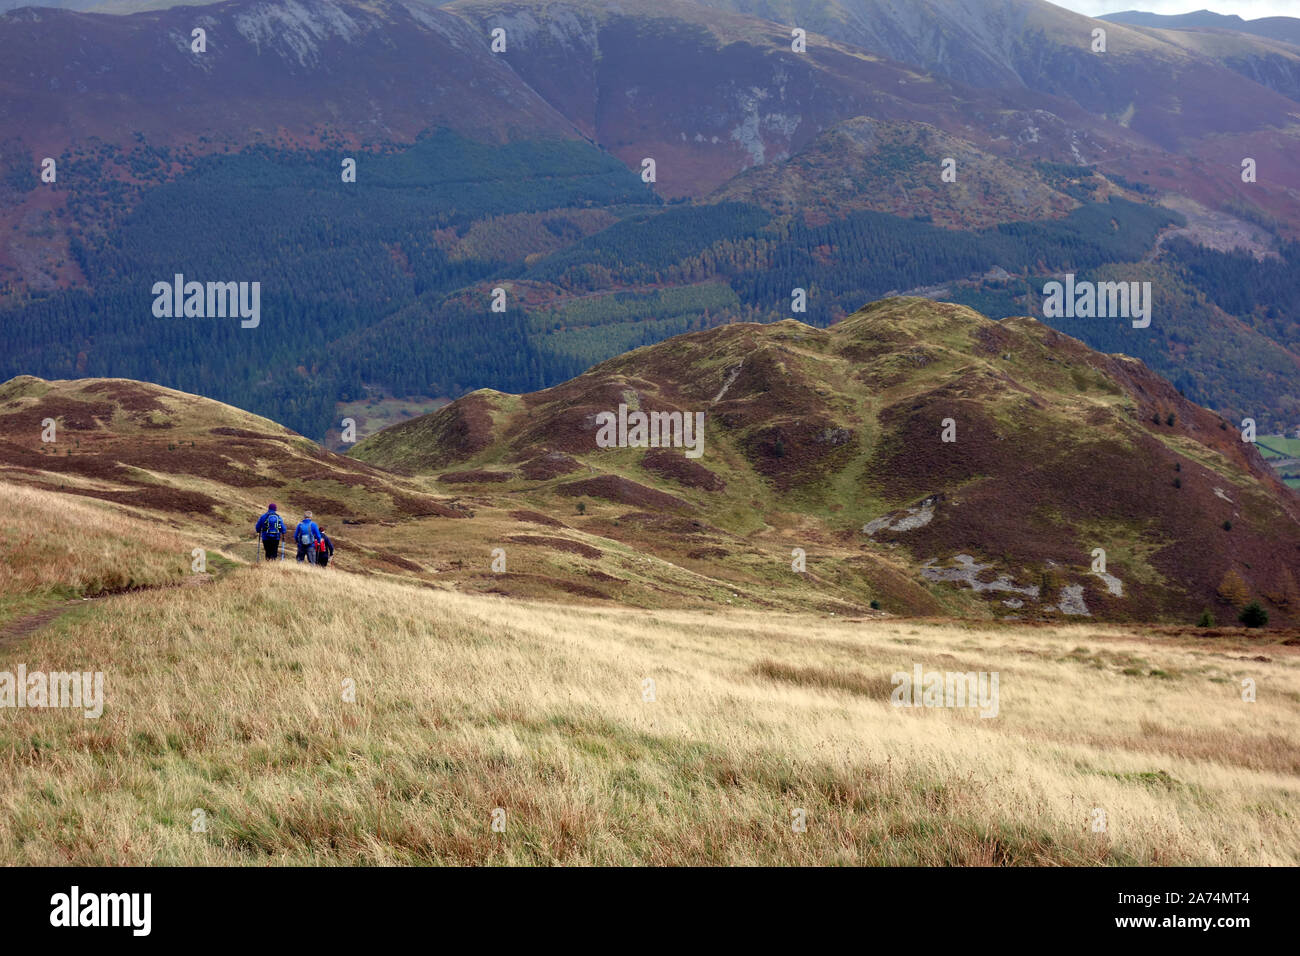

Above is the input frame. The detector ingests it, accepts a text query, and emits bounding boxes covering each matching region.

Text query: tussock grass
[0,563,1295,865]
[0,481,191,606]
[752,659,896,699]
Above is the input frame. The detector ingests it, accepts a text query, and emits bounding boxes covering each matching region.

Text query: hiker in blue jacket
[294,511,321,564]
[254,503,286,561]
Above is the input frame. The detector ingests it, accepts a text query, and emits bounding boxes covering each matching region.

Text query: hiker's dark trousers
[262,537,280,560]
[297,543,316,564]
[318,552,330,568]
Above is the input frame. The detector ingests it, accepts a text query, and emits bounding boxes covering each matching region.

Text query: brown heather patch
[0,440,133,481]
[480,572,611,602]
[0,397,116,432]
[687,546,730,559]
[269,459,331,481]
[716,346,817,410]
[509,404,606,455]
[367,550,424,573]
[125,444,272,486]
[209,427,284,440]
[80,380,170,414]
[548,577,611,600]
[865,391,1023,502]
[517,379,641,419]
[507,535,603,560]
[388,492,467,519]
[975,322,1016,355]
[518,452,581,480]
[437,469,515,483]
[738,417,857,491]
[509,509,567,528]
[641,449,725,491]
[57,484,220,515]
[285,494,356,518]
[323,470,387,489]
[557,475,690,512]
[611,512,718,535]
[1084,406,1112,426]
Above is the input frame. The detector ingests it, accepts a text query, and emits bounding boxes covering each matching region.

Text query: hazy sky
[1059,1,1298,17]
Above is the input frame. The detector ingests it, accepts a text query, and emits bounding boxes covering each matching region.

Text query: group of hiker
[254,504,335,567]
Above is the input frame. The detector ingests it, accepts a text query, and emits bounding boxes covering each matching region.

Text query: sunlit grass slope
[1,562,1295,865]
[0,481,193,625]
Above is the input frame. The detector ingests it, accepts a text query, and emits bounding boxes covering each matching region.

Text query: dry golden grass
[0,481,192,609]
[0,560,1295,866]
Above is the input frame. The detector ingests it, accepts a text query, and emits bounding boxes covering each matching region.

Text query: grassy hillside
[1,560,1295,865]
[0,480,194,628]
[0,375,480,582]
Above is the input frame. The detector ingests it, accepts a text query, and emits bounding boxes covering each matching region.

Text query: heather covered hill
[353,297,1300,625]
[0,375,471,578]
[3,298,1298,624]
[0,374,460,517]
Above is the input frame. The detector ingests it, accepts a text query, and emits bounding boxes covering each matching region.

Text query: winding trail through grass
[0,574,215,649]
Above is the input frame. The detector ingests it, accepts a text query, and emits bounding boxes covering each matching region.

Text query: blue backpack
[262,513,284,539]
[296,521,315,545]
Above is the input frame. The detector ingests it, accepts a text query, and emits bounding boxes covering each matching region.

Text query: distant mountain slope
[1095,8,1300,103]
[445,0,1131,198]
[2,0,1300,442]
[0,0,573,152]
[0,0,98,9]
[697,0,1300,124]
[1100,9,1300,48]
[0,0,453,11]
[688,0,1300,239]
[352,297,1300,625]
